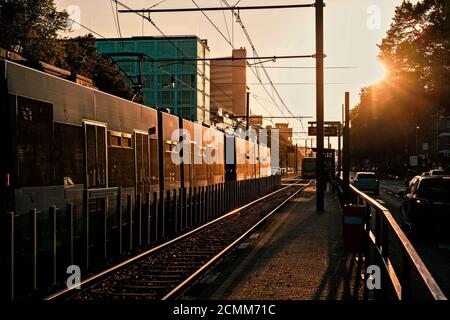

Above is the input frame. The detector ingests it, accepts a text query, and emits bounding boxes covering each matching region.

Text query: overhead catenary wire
[192,0,234,48]
[221,0,306,135]
[63,13,234,113]
[66,1,313,141]
[113,0,238,109]
[109,0,121,39]
[113,0,125,48]
[65,29,303,150]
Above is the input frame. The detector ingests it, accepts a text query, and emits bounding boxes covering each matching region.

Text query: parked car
[351,172,380,195]
[399,175,450,238]
[271,167,282,176]
[429,169,445,176]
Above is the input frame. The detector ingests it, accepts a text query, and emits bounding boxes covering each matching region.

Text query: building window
[159,91,172,105]
[159,74,174,88]
[180,74,196,88]
[143,91,154,106]
[178,90,193,105]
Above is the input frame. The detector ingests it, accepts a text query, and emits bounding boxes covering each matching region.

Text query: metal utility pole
[416,125,420,166]
[337,121,342,178]
[315,0,325,212]
[246,91,250,132]
[343,93,350,203]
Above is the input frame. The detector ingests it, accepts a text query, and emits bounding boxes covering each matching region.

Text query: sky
[54,0,410,147]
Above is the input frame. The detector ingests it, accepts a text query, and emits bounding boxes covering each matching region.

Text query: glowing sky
[55,0,411,146]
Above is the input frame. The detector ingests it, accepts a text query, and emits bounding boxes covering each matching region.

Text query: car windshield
[417,178,450,202]
[357,173,375,179]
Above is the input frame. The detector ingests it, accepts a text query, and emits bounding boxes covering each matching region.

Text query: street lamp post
[416,125,420,167]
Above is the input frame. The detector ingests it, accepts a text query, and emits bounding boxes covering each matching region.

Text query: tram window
[17,96,53,187]
[54,123,84,186]
[122,137,132,148]
[110,135,121,147]
[108,146,134,188]
[150,138,159,186]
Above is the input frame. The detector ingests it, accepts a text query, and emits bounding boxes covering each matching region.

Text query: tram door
[84,121,108,267]
[85,122,107,189]
[135,131,150,195]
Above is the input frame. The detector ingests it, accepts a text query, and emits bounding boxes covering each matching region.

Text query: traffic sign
[308,126,338,137]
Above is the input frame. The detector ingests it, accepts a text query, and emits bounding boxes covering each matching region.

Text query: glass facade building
[96,36,210,124]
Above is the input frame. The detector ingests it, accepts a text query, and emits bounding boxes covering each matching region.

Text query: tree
[350,0,450,172]
[61,34,141,102]
[0,0,70,65]
[0,0,139,102]
[378,0,450,113]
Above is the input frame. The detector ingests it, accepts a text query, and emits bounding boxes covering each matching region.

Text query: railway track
[45,177,311,301]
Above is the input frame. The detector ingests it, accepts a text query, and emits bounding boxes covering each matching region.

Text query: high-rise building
[210,48,247,118]
[96,36,211,124]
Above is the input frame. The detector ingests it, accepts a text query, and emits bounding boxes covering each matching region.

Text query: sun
[371,61,388,84]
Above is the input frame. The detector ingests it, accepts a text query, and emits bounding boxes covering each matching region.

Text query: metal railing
[335,177,447,300]
[0,175,281,301]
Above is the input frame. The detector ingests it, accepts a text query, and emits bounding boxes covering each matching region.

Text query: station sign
[308,126,338,137]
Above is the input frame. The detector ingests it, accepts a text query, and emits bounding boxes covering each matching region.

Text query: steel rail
[44,178,299,301]
[162,179,312,300]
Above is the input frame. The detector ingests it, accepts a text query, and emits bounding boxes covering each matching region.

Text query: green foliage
[0,0,70,65]
[60,34,139,102]
[378,0,450,109]
[0,0,139,102]
[350,0,449,171]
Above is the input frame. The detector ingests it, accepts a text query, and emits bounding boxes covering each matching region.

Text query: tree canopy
[0,0,137,101]
[0,0,69,65]
[350,0,450,172]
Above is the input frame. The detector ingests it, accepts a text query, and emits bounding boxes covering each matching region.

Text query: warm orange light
[365,61,388,85]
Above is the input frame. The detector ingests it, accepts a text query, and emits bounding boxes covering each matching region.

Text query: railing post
[179,188,187,231]
[103,198,107,262]
[193,187,198,227]
[381,218,390,299]
[188,187,193,228]
[202,186,206,223]
[165,190,170,238]
[153,192,158,242]
[173,189,178,235]
[161,190,166,239]
[82,189,89,271]
[205,186,210,222]
[117,188,123,255]
[402,248,412,300]
[197,187,201,225]
[127,194,133,251]
[49,206,58,285]
[146,192,151,245]
[137,193,142,247]
[6,212,15,301]
[31,208,38,291]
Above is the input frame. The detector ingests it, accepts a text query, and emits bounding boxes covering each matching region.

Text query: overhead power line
[119,4,316,13]
[105,54,315,63]
[221,0,308,134]
[191,0,233,48]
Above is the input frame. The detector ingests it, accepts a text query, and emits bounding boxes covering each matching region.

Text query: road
[374,179,450,298]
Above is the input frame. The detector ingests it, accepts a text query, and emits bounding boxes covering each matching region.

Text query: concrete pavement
[185,185,365,300]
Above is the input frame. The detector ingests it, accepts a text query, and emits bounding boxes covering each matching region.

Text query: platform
[187,185,365,300]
